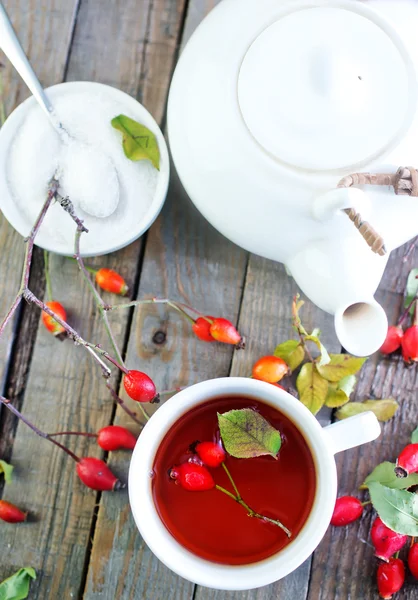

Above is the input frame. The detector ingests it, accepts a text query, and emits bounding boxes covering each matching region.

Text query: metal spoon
[0,2,120,219]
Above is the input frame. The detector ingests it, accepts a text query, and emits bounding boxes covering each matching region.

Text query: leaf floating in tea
[0,459,13,484]
[369,482,418,536]
[362,462,418,490]
[335,399,398,422]
[111,114,160,169]
[217,408,281,459]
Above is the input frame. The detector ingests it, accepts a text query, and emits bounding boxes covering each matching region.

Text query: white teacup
[128,377,380,590]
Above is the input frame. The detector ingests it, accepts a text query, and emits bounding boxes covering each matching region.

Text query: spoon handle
[0,2,54,118]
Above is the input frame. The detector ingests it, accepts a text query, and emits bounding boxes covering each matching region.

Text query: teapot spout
[334,300,387,357]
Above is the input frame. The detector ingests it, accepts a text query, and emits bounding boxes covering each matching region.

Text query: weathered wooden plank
[0,0,183,597]
[194,257,340,600]
[0,0,79,446]
[307,246,418,600]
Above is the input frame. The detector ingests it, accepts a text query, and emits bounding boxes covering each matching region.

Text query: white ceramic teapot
[167,0,418,356]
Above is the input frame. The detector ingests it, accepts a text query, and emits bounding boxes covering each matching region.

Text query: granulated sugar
[7,88,158,254]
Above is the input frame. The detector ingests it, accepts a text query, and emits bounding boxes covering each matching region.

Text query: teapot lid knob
[237,3,417,172]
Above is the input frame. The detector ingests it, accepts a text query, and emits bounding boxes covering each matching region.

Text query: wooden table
[0,1,417,598]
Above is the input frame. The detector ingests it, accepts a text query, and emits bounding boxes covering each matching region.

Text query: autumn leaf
[325,385,349,408]
[111,114,160,169]
[296,362,329,414]
[317,354,367,382]
[335,399,398,422]
[304,334,330,366]
[218,409,281,459]
[274,340,305,371]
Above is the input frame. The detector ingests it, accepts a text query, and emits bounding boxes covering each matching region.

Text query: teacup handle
[323,412,381,455]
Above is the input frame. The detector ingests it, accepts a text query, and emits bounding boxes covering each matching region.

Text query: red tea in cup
[152,396,316,565]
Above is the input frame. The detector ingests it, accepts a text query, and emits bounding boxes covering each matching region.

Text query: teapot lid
[237,5,416,171]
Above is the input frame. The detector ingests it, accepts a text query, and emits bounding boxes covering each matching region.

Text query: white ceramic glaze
[167,0,418,355]
[129,378,381,590]
[0,82,170,256]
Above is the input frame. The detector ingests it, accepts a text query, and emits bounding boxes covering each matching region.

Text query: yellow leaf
[336,399,398,422]
[325,385,349,408]
[317,354,367,382]
[274,340,305,371]
[296,363,329,415]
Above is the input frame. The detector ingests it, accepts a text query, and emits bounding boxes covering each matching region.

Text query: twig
[56,194,88,233]
[44,250,53,301]
[0,396,79,462]
[105,381,148,424]
[108,297,195,324]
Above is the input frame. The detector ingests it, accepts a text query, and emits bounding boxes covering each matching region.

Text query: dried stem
[48,431,97,438]
[105,381,148,424]
[44,250,53,301]
[0,396,80,462]
[108,297,195,324]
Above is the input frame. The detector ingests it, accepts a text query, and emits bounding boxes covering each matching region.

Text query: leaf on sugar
[0,567,36,600]
[362,462,418,490]
[296,362,329,415]
[317,354,367,382]
[218,408,281,459]
[0,460,13,484]
[369,482,418,536]
[274,339,305,371]
[111,114,160,169]
[405,268,418,315]
[335,399,398,422]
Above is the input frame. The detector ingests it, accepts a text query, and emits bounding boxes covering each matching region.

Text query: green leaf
[325,385,349,408]
[305,335,330,366]
[369,482,418,536]
[218,408,281,459]
[274,340,305,371]
[296,362,329,415]
[405,268,418,314]
[111,114,160,169]
[0,568,36,600]
[317,354,367,382]
[362,462,418,490]
[337,375,357,397]
[0,460,13,484]
[335,399,398,422]
[412,426,418,444]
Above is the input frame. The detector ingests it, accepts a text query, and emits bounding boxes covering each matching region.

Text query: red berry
[195,441,226,468]
[95,268,128,295]
[408,542,418,579]
[0,500,27,523]
[395,443,418,478]
[271,383,285,390]
[402,325,418,362]
[123,370,157,403]
[42,301,67,336]
[170,462,215,491]
[192,316,215,342]
[209,318,243,347]
[377,558,405,599]
[76,457,124,491]
[97,425,137,451]
[380,326,403,355]
[371,517,408,561]
[252,355,289,383]
[330,496,363,527]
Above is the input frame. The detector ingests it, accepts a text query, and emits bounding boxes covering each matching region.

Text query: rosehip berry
[123,370,158,403]
[209,318,243,347]
[330,496,363,527]
[252,355,289,383]
[95,268,128,295]
[377,558,405,599]
[408,542,418,579]
[394,443,418,478]
[402,325,418,362]
[371,517,408,561]
[0,500,27,523]
[380,326,403,355]
[192,316,215,342]
[97,425,137,451]
[195,441,226,468]
[42,301,67,336]
[169,462,215,491]
[271,383,285,389]
[76,457,124,491]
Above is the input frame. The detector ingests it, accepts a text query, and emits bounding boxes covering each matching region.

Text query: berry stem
[214,484,291,537]
[107,297,196,325]
[105,380,149,423]
[221,462,241,499]
[43,250,53,302]
[0,395,80,462]
[411,536,416,548]
[48,431,98,438]
[361,500,371,506]
[398,294,418,326]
